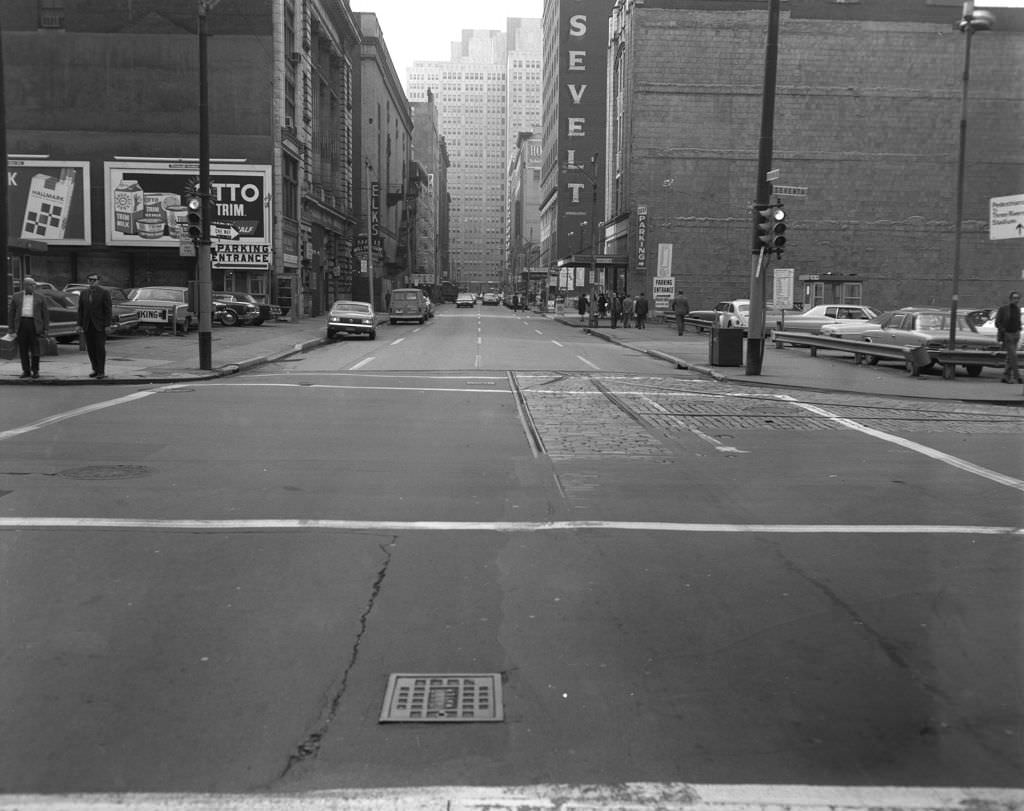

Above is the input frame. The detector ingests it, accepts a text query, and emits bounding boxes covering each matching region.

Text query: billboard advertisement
[7,160,92,246]
[103,161,271,250]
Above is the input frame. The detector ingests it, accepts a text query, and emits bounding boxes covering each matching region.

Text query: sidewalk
[550,311,1024,405]
[1,317,333,385]
[3,310,1021,404]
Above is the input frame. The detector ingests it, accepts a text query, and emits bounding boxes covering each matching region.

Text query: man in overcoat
[6,276,50,379]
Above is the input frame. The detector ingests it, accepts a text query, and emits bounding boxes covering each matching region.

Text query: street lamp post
[365,158,375,309]
[947,1,994,369]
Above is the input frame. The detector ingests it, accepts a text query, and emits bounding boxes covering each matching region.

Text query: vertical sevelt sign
[103,161,271,268]
[6,160,92,246]
[558,0,614,258]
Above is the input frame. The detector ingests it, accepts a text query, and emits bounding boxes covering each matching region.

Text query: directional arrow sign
[211,223,241,240]
[990,193,1024,240]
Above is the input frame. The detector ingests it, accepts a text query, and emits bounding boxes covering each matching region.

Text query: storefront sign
[636,205,648,271]
[653,277,675,310]
[103,160,271,248]
[212,241,271,270]
[6,160,91,245]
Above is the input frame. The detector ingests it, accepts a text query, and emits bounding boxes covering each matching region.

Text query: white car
[689,299,782,335]
[774,304,878,335]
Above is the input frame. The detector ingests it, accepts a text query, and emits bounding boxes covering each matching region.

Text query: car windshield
[332,302,371,314]
[130,288,184,302]
[40,290,76,308]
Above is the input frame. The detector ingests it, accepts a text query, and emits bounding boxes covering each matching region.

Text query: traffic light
[757,205,786,255]
[185,192,203,242]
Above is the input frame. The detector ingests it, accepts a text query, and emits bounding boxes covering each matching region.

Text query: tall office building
[407,21,541,292]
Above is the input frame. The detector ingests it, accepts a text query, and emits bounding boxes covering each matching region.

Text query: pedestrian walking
[995,290,1022,384]
[609,291,622,329]
[598,291,608,318]
[577,292,588,324]
[671,290,690,335]
[621,294,634,328]
[76,273,113,379]
[634,291,650,330]
[6,276,50,379]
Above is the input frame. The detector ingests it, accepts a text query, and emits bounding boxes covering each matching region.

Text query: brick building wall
[614,2,1024,311]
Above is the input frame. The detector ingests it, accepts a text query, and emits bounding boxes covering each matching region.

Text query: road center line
[389,337,405,346]
[577,355,600,370]
[0,390,159,442]
[0,517,1018,536]
[348,357,374,370]
[778,394,1024,492]
[551,340,564,347]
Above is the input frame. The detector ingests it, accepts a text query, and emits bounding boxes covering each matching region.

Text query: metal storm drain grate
[379,673,503,723]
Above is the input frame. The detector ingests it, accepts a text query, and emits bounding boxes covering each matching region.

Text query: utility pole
[196,0,219,370]
[745,0,780,376]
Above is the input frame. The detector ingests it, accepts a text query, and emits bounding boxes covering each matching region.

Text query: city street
[0,306,1022,803]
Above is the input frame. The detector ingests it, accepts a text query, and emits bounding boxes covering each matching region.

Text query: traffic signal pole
[196,0,216,370]
[745,0,780,376]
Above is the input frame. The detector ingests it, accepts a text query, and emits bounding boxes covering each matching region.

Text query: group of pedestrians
[5,274,112,380]
[576,290,651,329]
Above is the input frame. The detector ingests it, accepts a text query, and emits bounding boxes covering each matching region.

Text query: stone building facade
[1,0,423,319]
[604,0,1024,313]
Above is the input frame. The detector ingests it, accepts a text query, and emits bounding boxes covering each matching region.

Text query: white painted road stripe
[348,357,374,370]
[0,390,157,442]
[780,394,1024,493]
[389,337,405,345]
[0,518,1018,535]
[577,355,600,370]
[0,783,1020,810]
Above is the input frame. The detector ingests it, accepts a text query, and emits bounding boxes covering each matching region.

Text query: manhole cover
[59,465,151,480]
[379,673,503,723]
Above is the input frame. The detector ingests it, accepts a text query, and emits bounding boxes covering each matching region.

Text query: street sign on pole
[990,193,1024,240]
[773,185,807,197]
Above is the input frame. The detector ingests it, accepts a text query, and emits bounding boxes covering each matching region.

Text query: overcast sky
[354,0,543,89]
[356,0,1023,91]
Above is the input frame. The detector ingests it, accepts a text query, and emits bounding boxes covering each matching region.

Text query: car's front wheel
[220,309,238,326]
[368,330,376,340]
[964,364,983,377]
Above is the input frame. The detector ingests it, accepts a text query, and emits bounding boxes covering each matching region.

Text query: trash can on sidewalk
[709,325,743,366]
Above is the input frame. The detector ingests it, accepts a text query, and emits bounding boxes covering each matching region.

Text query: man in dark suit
[6,276,50,379]
[76,273,113,379]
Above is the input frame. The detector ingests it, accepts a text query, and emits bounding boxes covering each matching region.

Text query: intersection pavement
[2,308,1021,405]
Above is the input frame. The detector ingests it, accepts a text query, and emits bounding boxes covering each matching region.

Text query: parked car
[689,299,781,335]
[774,304,878,335]
[214,291,281,325]
[975,312,1024,349]
[820,312,891,341]
[62,286,141,336]
[456,292,476,308]
[855,307,1000,375]
[212,292,261,326]
[124,286,195,332]
[327,300,376,340]
[22,289,80,343]
[389,288,429,324]
[482,292,501,306]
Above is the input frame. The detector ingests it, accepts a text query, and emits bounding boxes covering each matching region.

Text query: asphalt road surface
[1,305,1021,807]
